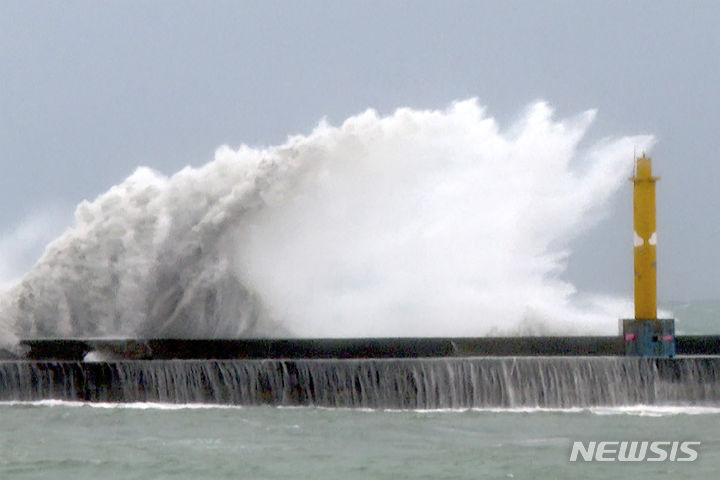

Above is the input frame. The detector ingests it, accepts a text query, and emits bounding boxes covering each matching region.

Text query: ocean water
[665,300,720,335]
[1,402,719,479]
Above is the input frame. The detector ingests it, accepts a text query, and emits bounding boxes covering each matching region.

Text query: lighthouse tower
[622,155,675,357]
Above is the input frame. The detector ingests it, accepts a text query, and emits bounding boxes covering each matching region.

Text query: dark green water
[1,402,719,479]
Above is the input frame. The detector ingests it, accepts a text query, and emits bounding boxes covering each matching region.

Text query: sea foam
[0,100,652,343]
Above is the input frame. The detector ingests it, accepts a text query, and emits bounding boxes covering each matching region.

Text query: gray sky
[1,0,719,301]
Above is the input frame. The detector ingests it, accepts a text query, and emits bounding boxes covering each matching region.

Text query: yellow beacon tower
[622,155,675,357]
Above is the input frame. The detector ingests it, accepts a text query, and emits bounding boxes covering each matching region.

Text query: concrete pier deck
[15,335,720,360]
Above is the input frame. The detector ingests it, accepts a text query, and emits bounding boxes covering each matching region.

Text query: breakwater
[2,356,720,408]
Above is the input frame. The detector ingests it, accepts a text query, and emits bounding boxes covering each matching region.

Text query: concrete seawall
[2,356,720,407]
[3,337,718,407]
[16,336,720,360]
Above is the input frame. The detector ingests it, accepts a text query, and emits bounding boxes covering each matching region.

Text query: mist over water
[0,100,652,344]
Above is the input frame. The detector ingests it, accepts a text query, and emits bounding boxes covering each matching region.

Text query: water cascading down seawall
[2,336,720,408]
[0,356,718,408]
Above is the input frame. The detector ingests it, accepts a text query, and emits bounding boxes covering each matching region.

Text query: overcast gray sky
[1,0,719,301]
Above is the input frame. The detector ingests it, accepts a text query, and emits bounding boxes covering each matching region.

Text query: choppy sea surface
[0,402,719,479]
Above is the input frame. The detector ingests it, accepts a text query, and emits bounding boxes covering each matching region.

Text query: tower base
[621,319,676,357]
